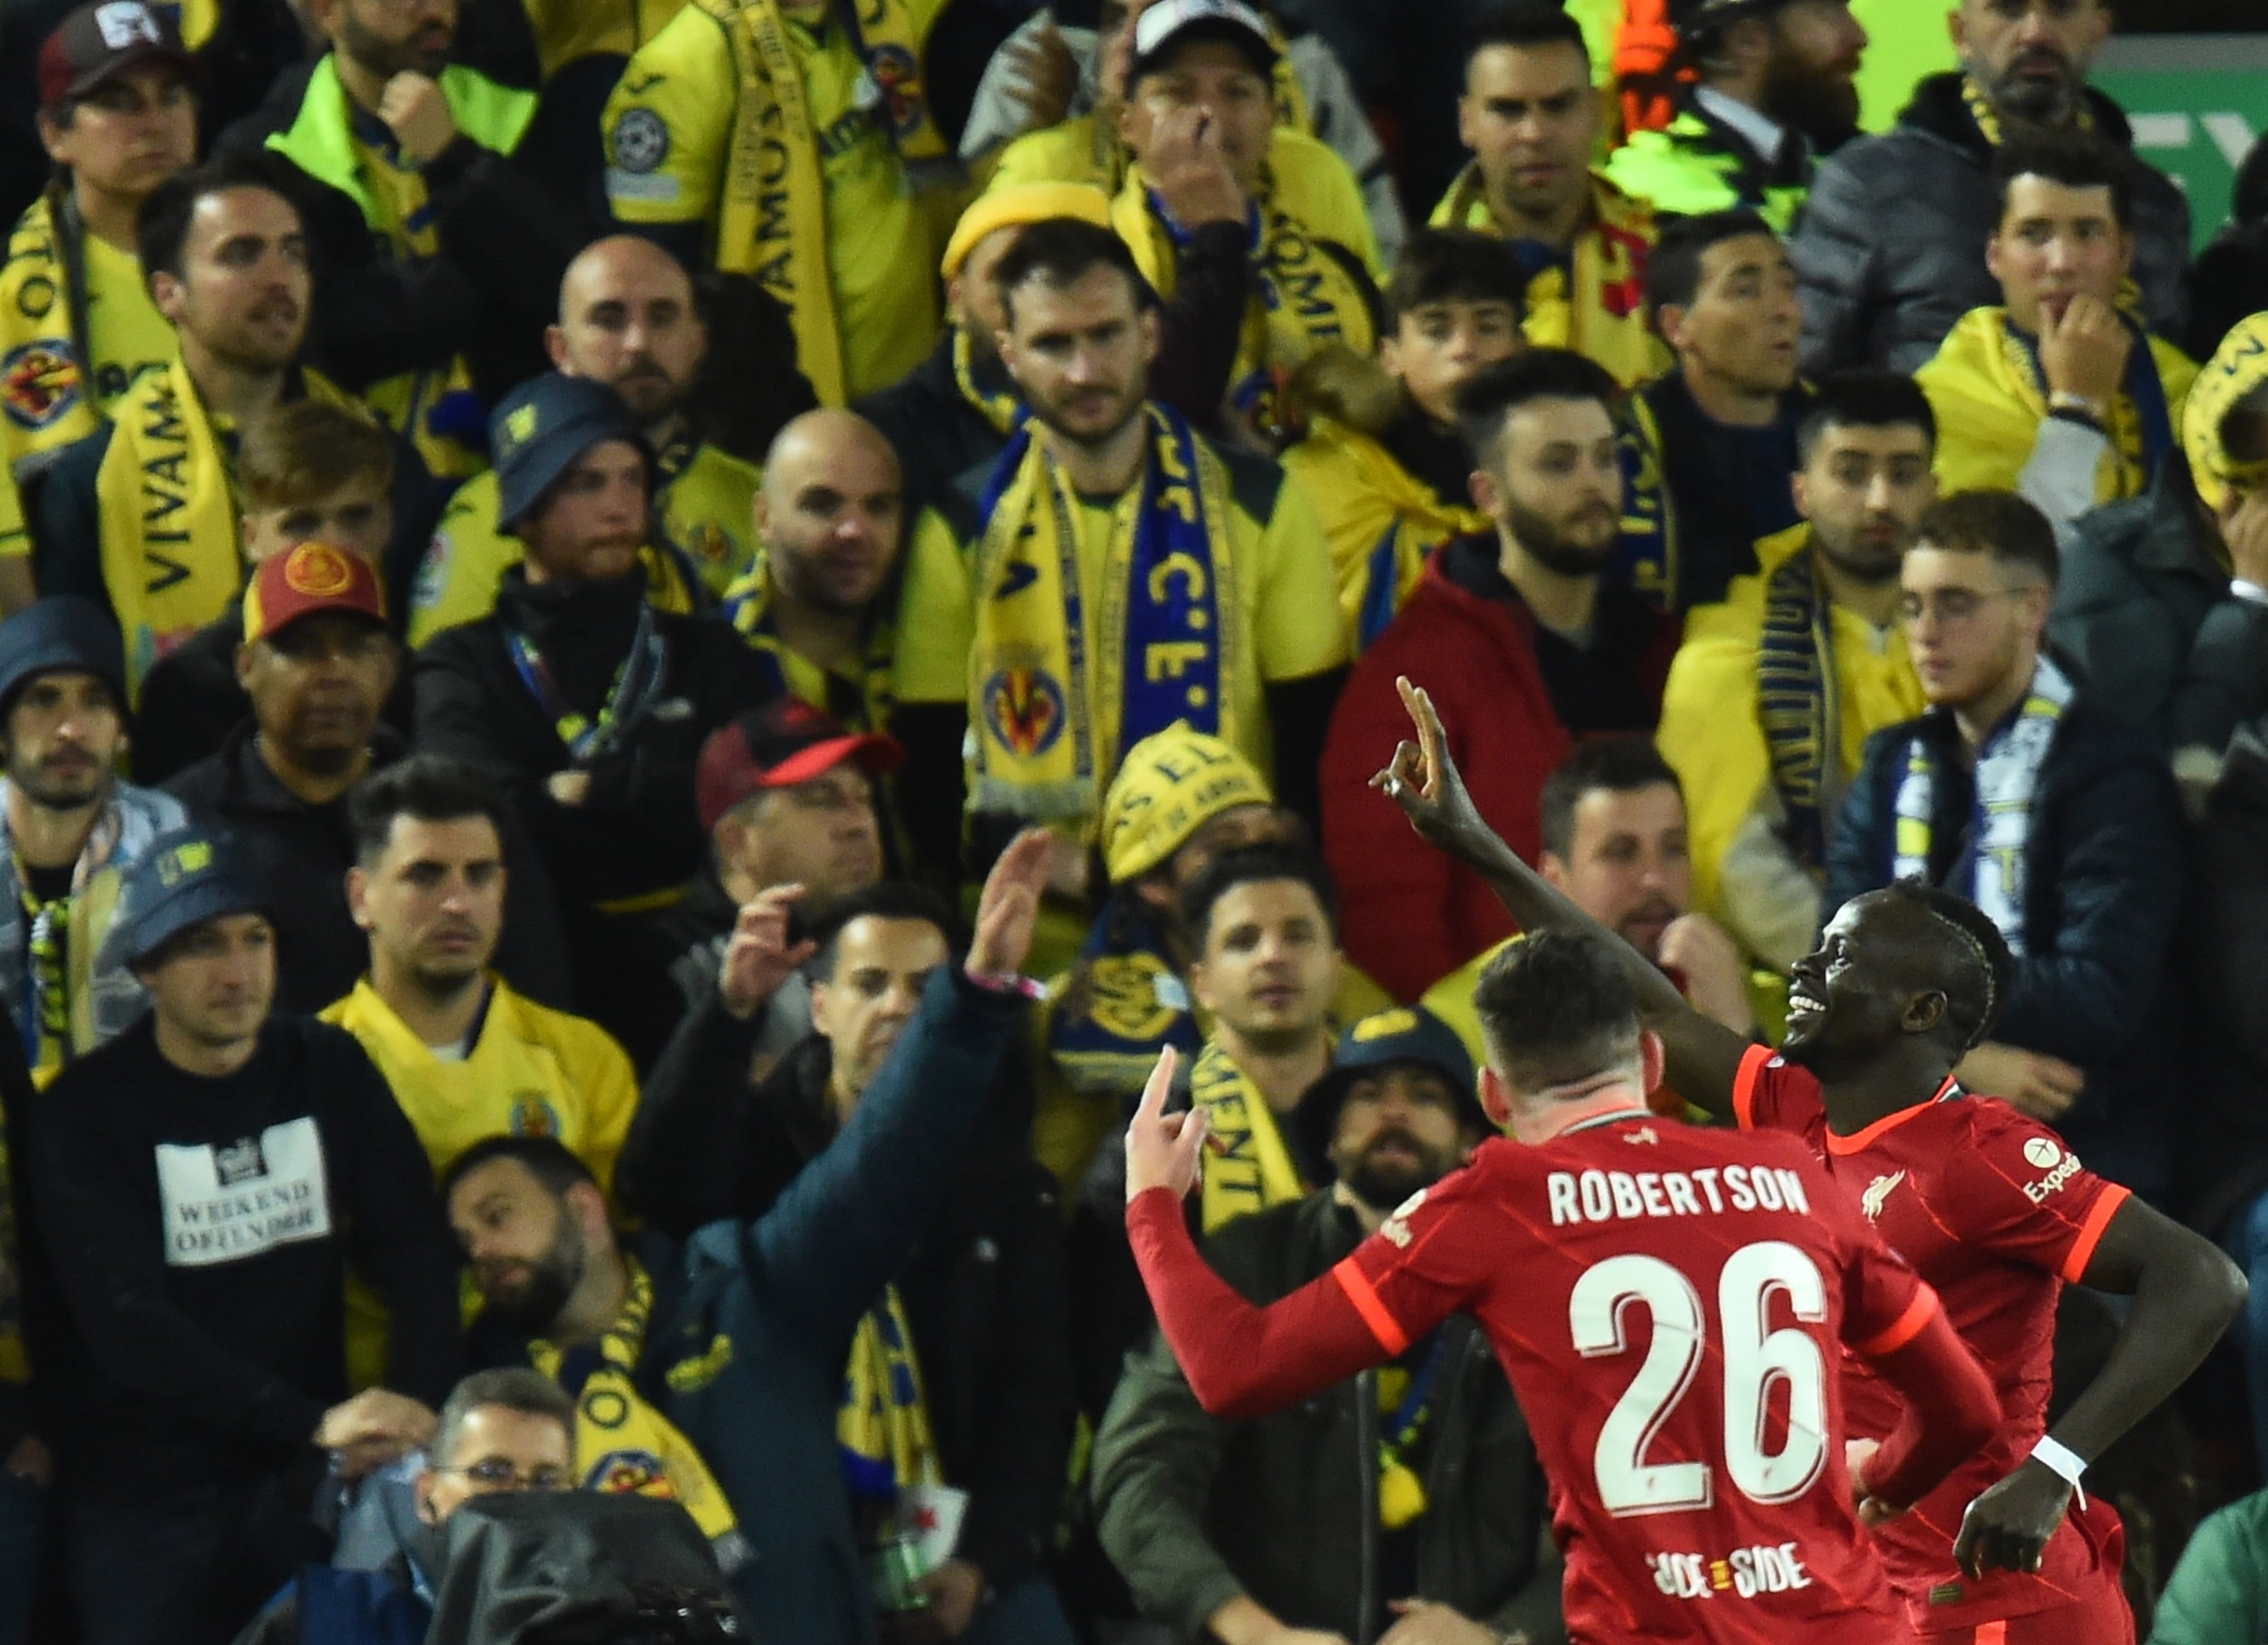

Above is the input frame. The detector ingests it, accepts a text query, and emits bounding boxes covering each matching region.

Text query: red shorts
[1914,1591,2135,1645]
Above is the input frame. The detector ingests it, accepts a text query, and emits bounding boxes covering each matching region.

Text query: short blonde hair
[238,401,397,512]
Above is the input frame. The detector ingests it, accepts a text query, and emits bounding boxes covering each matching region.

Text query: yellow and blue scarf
[1048,891,1205,1095]
[1608,401,1680,607]
[704,0,944,406]
[1190,1038,1306,1234]
[529,1259,743,1550]
[968,404,1236,822]
[1754,541,1841,873]
[839,1283,940,1500]
[2002,312,2176,495]
[1890,656,2074,954]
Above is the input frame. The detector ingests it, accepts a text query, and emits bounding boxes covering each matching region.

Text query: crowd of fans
[0,0,2266,1637]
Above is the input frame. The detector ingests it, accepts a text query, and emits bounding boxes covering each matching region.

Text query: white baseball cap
[1128,0,1279,86]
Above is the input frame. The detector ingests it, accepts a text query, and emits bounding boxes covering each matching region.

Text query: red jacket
[1319,541,1680,1001]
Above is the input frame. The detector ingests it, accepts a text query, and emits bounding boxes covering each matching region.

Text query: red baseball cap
[697,698,902,834]
[242,542,387,645]
[38,3,194,111]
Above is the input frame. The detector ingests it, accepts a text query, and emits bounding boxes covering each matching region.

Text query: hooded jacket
[1792,73,2191,375]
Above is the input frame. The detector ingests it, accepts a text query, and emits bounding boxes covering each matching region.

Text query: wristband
[2232,578,2268,609]
[2029,1434,2087,1508]
[964,969,1048,1001]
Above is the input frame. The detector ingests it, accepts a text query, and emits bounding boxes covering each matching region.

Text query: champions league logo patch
[983,667,1066,758]
[1,340,81,431]
[611,108,669,175]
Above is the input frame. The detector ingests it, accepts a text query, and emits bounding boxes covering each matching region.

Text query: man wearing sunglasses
[235,1367,577,1645]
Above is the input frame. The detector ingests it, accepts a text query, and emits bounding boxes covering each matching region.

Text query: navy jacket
[475,966,1020,1645]
[1824,687,2184,1185]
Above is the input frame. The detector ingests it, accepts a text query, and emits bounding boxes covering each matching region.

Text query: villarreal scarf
[1890,655,2074,955]
[1115,165,1375,443]
[706,0,943,407]
[1048,889,1205,1096]
[968,404,1236,822]
[92,360,350,696]
[1429,167,1664,388]
[839,1283,941,1500]
[528,1259,744,1551]
[1191,1039,1306,1234]
[1755,541,1841,873]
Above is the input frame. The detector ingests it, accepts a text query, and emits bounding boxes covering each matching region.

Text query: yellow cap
[2184,312,2268,513]
[941,181,1117,279]
[1101,722,1272,883]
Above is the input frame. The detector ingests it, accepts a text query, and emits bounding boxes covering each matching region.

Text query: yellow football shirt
[78,231,174,413]
[603,3,942,399]
[325,975,641,1386]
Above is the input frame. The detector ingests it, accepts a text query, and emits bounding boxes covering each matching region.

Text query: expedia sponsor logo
[1647,1543,1813,1601]
[2024,1148,2083,1204]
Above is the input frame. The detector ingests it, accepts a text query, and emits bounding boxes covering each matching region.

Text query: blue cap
[1297,1005,1487,1165]
[489,374,649,531]
[118,828,266,966]
[0,596,124,719]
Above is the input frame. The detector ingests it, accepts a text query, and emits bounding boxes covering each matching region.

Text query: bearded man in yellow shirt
[1,3,198,613]
[1656,370,1934,974]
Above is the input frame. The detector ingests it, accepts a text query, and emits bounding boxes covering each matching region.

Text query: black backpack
[426,1493,746,1645]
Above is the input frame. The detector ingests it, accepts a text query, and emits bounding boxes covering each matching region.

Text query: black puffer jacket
[1792,74,2190,375]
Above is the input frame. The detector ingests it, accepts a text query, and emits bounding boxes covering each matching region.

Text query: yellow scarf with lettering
[1191,1039,1306,1234]
[90,360,349,697]
[704,0,943,406]
[838,1284,941,1499]
[527,1259,741,1545]
[967,404,1240,824]
[1429,166,1667,388]
[1114,159,1375,442]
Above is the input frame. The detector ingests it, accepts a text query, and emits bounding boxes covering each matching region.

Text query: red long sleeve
[1125,1187,1389,1419]
[1855,1297,2002,1510]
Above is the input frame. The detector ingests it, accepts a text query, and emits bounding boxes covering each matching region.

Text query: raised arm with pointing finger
[1372,674,1749,1114]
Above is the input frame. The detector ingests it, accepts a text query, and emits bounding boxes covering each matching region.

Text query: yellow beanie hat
[2184,312,2268,513]
[941,181,1117,279]
[1101,722,1272,884]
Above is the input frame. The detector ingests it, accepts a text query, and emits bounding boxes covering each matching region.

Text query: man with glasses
[235,1368,577,1645]
[1823,489,2182,1194]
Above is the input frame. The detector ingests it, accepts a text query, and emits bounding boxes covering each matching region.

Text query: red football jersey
[1734,1046,2131,1631]
[1334,1111,1928,1644]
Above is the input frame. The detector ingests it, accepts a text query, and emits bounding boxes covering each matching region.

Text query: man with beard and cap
[1657,371,1932,977]
[1369,673,2242,1645]
[1602,0,1868,235]
[28,154,434,699]
[718,410,905,734]
[1093,1005,1565,1645]
[2049,311,2268,784]
[1792,0,2190,375]
[446,831,1056,1645]
[0,596,186,1084]
[413,373,767,1066]
[1318,349,1678,1006]
[0,2,198,614]
[222,0,594,472]
[410,236,767,642]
